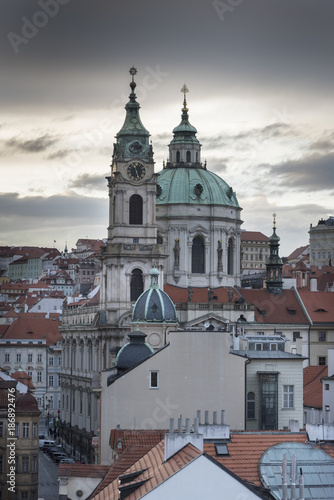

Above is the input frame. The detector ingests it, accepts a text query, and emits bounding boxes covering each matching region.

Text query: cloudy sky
[1,0,334,256]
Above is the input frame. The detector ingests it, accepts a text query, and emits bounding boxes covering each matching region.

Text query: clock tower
[100,68,166,324]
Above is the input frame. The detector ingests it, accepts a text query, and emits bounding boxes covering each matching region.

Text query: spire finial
[273,212,277,229]
[181,84,189,112]
[129,66,137,82]
[129,67,137,94]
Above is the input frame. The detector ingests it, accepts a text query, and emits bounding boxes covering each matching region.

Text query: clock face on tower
[127,161,146,181]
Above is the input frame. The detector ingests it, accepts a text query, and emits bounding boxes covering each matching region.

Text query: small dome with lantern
[132,268,177,323]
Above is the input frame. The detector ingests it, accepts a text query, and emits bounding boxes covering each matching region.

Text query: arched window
[157,235,163,244]
[129,195,143,225]
[192,236,205,274]
[228,238,234,275]
[186,150,191,162]
[247,392,255,419]
[131,268,143,301]
[176,151,180,163]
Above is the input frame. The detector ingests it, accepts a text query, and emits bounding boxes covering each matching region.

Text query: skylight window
[215,443,229,455]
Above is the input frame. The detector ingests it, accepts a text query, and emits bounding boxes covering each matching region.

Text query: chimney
[310,278,317,292]
[164,416,203,462]
[198,410,229,440]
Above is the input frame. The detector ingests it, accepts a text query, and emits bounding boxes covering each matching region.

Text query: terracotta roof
[88,446,154,498]
[90,441,202,500]
[286,245,309,260]
[58,463,109,478]
[241,231,269,242]
[1,315,61,344]
[164,284,238,304]
[15,391,40,414]
[317,273,334,292]
[237,288,309,324]
[109,429,167,454]
[298,291,334,323]
[303,365,328,408]
[11,370,35,390]
[204,431,308,487]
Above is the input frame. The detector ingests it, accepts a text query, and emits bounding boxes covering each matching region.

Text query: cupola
[132,268,177,323]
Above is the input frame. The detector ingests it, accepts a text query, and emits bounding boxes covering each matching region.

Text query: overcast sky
[1,0,334,256]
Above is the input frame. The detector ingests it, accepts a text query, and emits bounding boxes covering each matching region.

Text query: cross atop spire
[273,212,277,229]
[181,84,189,112]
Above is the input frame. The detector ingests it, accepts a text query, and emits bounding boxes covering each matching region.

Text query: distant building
[241,231,270,274]
[0,313,62,415]
[0,379,40,500]
[309,216,334,267]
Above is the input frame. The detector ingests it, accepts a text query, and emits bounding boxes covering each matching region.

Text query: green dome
[156,167,239,207]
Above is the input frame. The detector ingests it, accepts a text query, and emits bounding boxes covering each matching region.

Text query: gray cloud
[69,173,108,191]
[0,192,108,247]
[5,133,58,154]
[267,153,334,191]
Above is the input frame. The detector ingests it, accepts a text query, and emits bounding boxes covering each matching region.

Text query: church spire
[167,84,202,168]
[266,213,283,294]
[113,67,152,162]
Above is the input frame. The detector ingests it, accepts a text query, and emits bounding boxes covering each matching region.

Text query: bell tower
[100,68,167,323]
[266,214,283,294]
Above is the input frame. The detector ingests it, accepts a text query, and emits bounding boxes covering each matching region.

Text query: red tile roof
[241,231,269,242]
[286,245,309,261]
[204,431,308,487]
[298,291,334,323]
[90,441,201,500]
[237,288,309,324]
[88,446,154,498]
[164,284,238,304]
[303,365,328,408]
[109,429,167,454]
[1,315,61,344]
[58,463,109,478]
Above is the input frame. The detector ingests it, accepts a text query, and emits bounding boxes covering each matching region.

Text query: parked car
[52,452,68,463]
[59,458,76,464]
[39,439,55,449]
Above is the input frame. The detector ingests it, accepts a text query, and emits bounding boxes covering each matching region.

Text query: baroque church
[59,68,259,463]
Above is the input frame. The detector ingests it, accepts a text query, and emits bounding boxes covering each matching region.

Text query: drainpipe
[245,357,251,430]
[282,454,288,500]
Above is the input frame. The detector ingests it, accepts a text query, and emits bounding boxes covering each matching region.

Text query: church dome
[115,329,154,371]
[132,268,177,323]
[156,167,239,208]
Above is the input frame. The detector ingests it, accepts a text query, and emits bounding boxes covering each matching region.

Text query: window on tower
[228,238,234,275]
[131,268,144,301]
[176,151,180,162]
[129,195,143,225]
[186,150,191,162]
[192,236,205,274]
